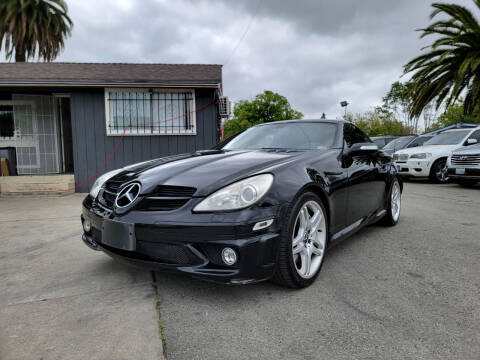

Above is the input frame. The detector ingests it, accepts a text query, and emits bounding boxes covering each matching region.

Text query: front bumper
[447,166,480,181]
[394,159,432,177]
[81,197,286,284]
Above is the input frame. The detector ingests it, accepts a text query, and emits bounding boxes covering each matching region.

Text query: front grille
[451,154,480,166]
[104,180,123,193]
[136,185,197,211]
[98,181,197,212]
[100,190,116,208]
[136,242,193,264]
[150,185,196,197]
[136,198,190,211]
[100,241,200,265]
[135,224,255,242]
[97,178,131,209]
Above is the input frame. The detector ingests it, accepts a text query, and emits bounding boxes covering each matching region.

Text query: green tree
[383,80,438,132]
[223,91,302,138]
[428,100,480,130]
[405,1,480,117]
[345,107,413,137]
[0,0,73,62]
[383,81,421,132]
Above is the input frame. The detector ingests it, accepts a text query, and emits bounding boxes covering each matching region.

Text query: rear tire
[429,159,449,183]
[272,192,328,289]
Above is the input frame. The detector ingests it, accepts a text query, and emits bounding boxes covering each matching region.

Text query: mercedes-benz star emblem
[115,183,141,208]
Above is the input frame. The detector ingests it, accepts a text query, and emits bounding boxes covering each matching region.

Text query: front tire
[429,159,449,183]
[381,178,401,226]
[272,192,327,288]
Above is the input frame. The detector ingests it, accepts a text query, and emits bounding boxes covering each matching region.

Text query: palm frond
[405,1,480,117]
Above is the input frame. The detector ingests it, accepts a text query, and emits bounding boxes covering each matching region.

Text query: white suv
[393,127,480,183]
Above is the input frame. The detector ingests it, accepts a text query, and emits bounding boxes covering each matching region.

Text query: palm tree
[405,1,480,117]
[0,0,73,62]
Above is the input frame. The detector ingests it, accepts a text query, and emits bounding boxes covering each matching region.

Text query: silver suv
[447,142,480,186]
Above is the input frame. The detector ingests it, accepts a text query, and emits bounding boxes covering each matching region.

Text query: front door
[343,123,387,224]
[13,94,61,174]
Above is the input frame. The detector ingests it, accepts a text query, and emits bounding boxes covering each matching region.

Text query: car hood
[395,144,460,156]
[110,150,304,196]
[452,144,480,155]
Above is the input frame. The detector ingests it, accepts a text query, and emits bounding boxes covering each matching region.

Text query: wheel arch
[429,156,449,177]
[296,183,331,235]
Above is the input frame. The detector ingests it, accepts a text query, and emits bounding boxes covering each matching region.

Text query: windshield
[423,130,470,145]
[383,136,414,150]
[407,136,432,147]
[372,138,386,148]
[223,122,337,151]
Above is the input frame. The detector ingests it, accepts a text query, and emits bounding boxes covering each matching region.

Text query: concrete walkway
[0,195,164,360]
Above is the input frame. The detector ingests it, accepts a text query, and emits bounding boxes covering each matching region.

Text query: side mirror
[466,138,478,145]
[345,142,379,156]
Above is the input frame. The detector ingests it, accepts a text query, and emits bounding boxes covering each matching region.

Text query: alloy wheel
[291,200,326,279]
[436,162,449,183]
[391,181,401,222]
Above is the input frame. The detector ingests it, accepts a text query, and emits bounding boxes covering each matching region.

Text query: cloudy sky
[6,0,475,118]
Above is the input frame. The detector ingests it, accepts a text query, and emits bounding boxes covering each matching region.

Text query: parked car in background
[447,143,480,186]
[382,135,434,155]
[393,127,480,183]
[382,136,417,155]
[371,135,400,149]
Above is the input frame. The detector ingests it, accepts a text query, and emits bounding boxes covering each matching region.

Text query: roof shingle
[0,62,222,87]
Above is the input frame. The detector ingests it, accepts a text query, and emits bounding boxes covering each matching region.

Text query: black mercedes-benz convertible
[81,119,402,288]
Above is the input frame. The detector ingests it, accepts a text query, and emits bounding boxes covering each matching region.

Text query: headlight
[410,153,432,159]
[89,169,123,199]
[193,174,274,212]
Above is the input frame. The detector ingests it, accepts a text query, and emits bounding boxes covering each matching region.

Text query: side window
[468,130,480,141]
[343,123,371,147]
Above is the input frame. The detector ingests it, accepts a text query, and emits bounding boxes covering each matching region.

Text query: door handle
[325,171,343,176]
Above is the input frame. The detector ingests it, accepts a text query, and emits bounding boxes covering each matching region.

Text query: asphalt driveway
[1,182,479,360]
[154,181,480,360]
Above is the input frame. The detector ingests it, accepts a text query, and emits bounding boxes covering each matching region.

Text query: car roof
[444,128,477,133]
[371,135,400,139]
[255,119,346,126]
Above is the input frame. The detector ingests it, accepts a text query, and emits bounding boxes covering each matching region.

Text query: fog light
[221,247,237,266]
[83,219,92,233]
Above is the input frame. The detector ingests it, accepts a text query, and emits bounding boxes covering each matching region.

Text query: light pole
[340,101,349,117]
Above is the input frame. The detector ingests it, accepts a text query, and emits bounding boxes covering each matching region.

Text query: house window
[105,89,196,135]
[0,104,14,138]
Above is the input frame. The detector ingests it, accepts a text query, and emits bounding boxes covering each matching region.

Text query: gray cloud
[1,0,474,117]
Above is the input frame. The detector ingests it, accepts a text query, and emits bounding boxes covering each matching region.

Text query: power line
[224,0,263,67]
